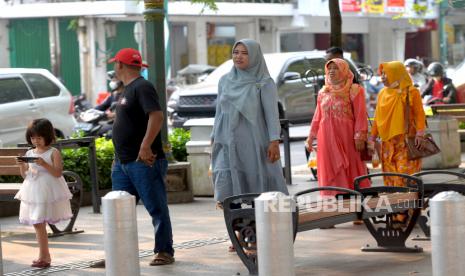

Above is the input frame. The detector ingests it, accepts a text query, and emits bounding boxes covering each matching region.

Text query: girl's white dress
[14,147,73,225]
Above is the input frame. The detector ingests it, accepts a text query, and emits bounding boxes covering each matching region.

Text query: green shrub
[168,128,191,162]
[459,121,465,130]
[62,137,114,192]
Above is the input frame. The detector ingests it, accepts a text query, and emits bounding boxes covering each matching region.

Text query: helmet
[107,70,116,80]
[404,58,423,72]
[427,62,444,77]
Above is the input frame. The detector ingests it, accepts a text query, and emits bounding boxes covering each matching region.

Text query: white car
[0,68,77,146]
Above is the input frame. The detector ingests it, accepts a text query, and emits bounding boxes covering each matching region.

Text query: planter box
[166,162,194,203]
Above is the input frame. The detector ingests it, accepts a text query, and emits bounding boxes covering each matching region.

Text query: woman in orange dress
[368,61,426,186]
[305,58,370,197]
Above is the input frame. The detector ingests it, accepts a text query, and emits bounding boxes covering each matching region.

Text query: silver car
[171,51,357,128]
[0,68,77,146]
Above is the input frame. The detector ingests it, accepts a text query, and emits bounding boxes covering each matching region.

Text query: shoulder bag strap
[404,87,411,135]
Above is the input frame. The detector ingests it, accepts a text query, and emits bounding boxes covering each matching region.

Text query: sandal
[31,260,51,268]
[228,244,235,252]
[150,252,175,266]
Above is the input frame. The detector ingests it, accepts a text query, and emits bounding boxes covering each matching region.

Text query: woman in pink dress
[305,58,370,197]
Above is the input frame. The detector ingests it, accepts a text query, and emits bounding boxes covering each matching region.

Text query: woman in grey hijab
[211,39,288,207]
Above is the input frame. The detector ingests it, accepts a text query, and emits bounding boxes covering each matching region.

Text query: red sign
[386,0,405,13]
[342,0,362,12]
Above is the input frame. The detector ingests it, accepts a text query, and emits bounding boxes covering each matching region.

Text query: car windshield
[203,57,286,84]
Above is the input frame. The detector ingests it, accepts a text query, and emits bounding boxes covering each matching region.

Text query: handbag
[404,87,440,160]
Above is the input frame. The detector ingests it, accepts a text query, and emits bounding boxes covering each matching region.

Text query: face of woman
[232,43,249,70]
[381,70,388,86]
[327,62,341,83]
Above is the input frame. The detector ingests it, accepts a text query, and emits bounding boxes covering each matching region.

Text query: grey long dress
[211,75,288,202]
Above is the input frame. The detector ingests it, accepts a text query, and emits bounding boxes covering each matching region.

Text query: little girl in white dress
[14,118,73,268]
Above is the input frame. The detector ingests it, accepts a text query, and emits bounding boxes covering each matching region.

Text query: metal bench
[223,172,424,275]
[411,170,465,240]
[0,147,83,237]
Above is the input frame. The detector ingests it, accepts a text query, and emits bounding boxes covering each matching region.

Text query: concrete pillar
[393,29,407,62]
[93,18,108,104]
[187,21,207,65]
[77,17,91,97]
[235,21,257,41]
[367,19,393,69]
[258,18,278,53]
[431,30,440,62]
[48,18,61,78]
[0,19,10,68]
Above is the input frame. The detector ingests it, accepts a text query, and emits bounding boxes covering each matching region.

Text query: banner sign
[366,0,384,14]
[386,0,406,13]
[342,0,362,12]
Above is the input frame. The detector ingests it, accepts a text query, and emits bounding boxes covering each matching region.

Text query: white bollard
[102,191,140,276]
[430,191,465,276]
[0,225,3,276]
[255,192,295,276]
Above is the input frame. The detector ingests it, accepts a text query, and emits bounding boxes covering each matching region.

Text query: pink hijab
[323,58,354,95]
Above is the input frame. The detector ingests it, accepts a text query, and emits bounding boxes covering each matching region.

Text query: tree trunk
[329,0,342,47]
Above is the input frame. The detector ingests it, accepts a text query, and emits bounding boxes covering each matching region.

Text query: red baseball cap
[108,48,149,68]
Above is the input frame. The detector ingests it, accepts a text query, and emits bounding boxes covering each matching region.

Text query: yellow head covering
[375,61,414,141]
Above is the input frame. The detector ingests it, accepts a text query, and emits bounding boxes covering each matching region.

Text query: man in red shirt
[421,62,456,104]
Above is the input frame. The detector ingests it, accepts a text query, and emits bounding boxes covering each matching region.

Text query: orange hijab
[323,58,354,95]
[375,61,414,141]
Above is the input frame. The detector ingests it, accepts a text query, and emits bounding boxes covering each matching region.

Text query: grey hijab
[222,39,272,124]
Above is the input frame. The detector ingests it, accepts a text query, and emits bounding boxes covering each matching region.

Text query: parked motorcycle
[73,108,113,138]
[73,94,93,120]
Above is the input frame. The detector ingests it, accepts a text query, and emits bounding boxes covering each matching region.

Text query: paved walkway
[3,164,465,275]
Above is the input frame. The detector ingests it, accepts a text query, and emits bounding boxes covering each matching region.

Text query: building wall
[0,20,9,68]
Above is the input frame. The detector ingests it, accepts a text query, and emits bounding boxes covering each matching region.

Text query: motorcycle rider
[95,71,124,118]
[421,62,457,105]
[404,58,427,90]
[93,71,124,137]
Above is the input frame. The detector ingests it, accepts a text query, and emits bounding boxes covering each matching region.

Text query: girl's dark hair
[25,118,56,146]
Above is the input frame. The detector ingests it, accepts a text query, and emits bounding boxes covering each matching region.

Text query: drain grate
[4,235,229,276]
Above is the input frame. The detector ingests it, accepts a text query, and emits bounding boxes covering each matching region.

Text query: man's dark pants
[112,158,174,256]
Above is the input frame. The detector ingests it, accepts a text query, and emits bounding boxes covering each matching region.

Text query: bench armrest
[412,170,465,179]
[294,187,363,199]
[354,172,423,198]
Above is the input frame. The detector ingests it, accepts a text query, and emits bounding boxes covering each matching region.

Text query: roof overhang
[0,1,294,19]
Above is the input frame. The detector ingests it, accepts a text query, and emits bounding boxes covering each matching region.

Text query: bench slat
[297,193,418,224]
[0,166,22,175]
[0,183,22,195]
[0,156,19,166]
[0,148,28,156]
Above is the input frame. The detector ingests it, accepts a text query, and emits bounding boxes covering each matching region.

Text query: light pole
[144,0,168,144]
[438,0,449,65]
